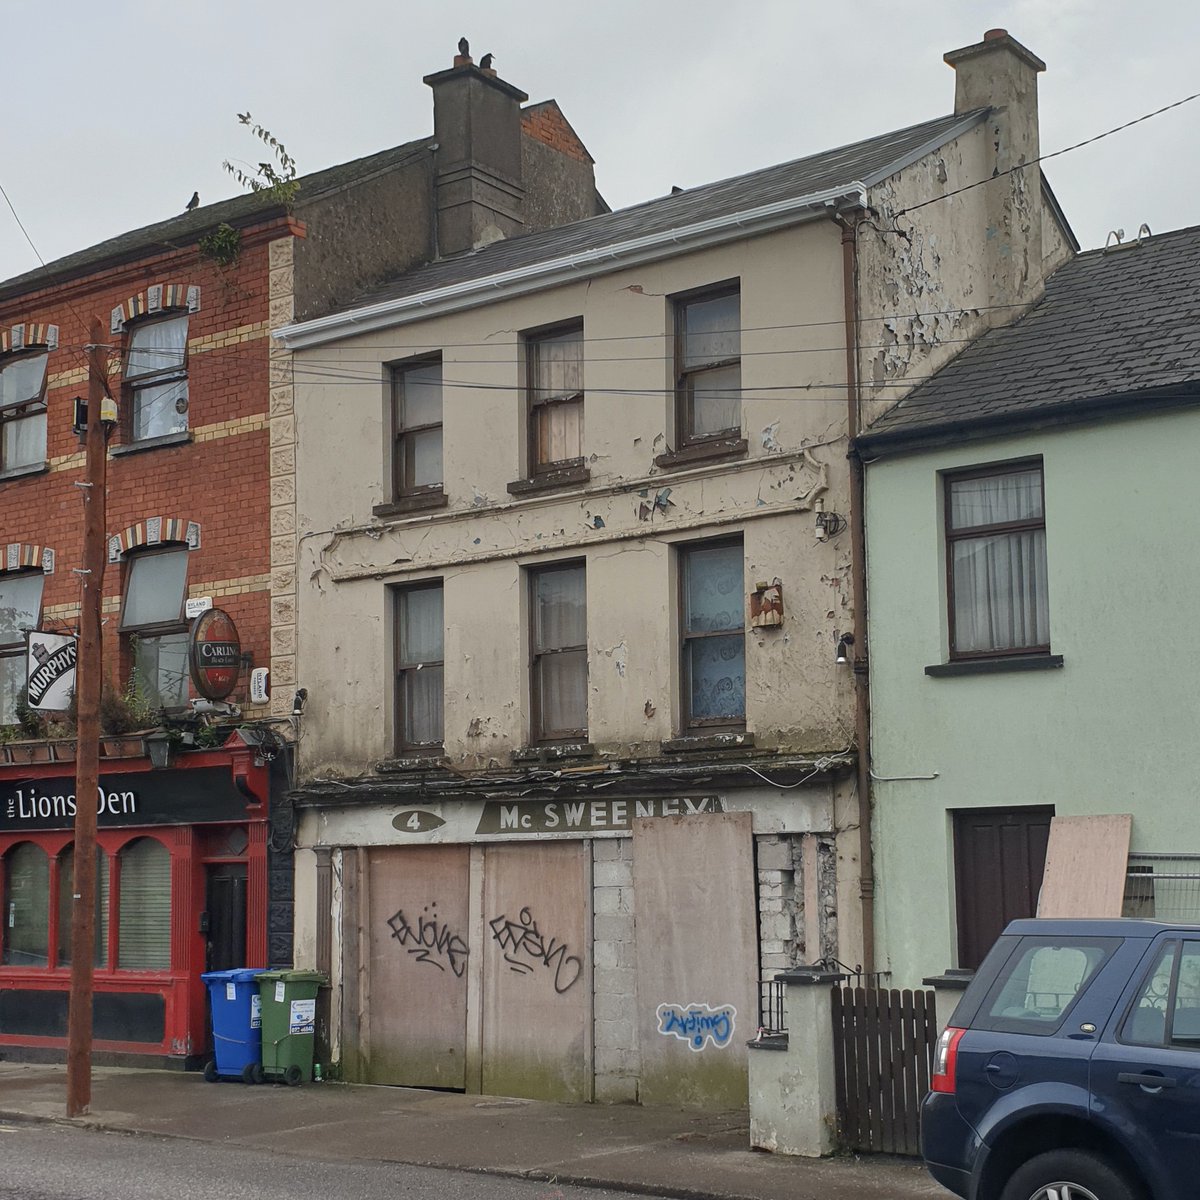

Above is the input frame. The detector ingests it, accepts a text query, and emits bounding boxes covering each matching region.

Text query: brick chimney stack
[944,29,1048,322]
[425,47,528,256]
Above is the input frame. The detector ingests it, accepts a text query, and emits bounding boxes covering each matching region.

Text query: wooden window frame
[944,459,1049,662]
[529,560,588,743]
[0,349,49,472]
[525,321,585,477]
[122,311,190,444]
[679,536,745,732]
[0,569,44,726]
[673,282,741,450]
[394,581,444,755]
[389,356,443,502]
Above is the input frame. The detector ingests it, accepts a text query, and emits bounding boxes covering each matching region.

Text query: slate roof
[858,223,1200,453]
[334,109,989,313]
[0,137,433,302]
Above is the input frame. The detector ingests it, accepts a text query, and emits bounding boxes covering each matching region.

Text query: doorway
[205,863,247,972]
[953,806,1053,970]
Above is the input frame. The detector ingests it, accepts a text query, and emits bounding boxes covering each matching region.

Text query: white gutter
[275,181,869,349]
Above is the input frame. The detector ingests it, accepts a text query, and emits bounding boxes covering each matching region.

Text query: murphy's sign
[26,631,77,711]
[474,796,724,836]
[1,766,253,832]
[188,607,241,700]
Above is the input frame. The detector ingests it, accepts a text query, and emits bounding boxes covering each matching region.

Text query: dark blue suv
[922,918,1200,1200]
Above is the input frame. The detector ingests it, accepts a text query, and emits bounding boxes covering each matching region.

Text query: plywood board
[1037,814,1133,918]
[632,811,756,1108]
[481,840,592,1102]
[365,845,470,1087]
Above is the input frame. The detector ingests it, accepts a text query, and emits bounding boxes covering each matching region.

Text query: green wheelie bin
[257,969,326,1084]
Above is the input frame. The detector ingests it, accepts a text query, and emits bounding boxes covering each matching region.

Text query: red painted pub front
[0,742,270,1066]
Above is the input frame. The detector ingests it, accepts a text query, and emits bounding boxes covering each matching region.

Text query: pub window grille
[117,838,172,970]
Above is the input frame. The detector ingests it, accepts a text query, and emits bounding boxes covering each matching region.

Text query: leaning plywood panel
[1037,814,1133,918]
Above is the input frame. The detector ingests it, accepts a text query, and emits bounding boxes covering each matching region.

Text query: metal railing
[1124,854,1200,922]
[758,959,892,1033]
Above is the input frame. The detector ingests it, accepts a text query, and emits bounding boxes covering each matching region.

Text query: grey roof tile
[0,137,432,301]
[333,110,987,313]
[859,225,1200,449]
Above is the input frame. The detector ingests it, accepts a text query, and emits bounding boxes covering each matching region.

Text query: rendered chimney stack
[944,29,1048,323]
[425,47,528,256]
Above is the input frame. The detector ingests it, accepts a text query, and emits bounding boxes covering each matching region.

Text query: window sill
[0,462,48,483]
[373,491,448,518]
[376,753,447,773]
[661,731,754,754]
[925,654,1064,678]
[654,437,748,472]
[110,431,193,457]
[507,463,591,497]
[512,742,595,764]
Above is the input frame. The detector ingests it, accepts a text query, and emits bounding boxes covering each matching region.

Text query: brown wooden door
[365,845,470,1088]
[953,806,1053,970]
[481,841,591,1102]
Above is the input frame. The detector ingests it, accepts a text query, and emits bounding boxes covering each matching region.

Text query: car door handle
[1117,1072,1177,1088]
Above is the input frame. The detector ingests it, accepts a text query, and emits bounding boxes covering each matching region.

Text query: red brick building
[0,47,602,1066]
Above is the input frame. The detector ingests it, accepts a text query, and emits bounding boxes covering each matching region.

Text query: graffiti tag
[489,907,583,994]
[656,1002,737,1051]
[387,903,469,978]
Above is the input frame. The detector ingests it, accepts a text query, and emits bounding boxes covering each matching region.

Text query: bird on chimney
[458,37,469,56]
[479,52,494,69]
[185,192,200,211]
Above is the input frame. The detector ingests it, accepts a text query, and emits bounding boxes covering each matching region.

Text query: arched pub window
[2,842,49,966]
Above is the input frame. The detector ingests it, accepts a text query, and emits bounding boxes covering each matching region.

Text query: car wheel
[999,1149,1144,1200]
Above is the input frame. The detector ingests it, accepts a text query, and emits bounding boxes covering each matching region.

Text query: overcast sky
[2,0,1197,282]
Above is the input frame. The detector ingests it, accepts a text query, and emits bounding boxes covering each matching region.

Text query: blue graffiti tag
[656,1002,736,1051]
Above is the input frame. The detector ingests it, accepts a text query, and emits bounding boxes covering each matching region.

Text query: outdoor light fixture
[814,496,846,542]
[292,688,308,716]
[835,633,855,664]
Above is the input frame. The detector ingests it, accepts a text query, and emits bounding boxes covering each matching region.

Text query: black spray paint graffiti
[387,903,469,978]
[488,907,583,994]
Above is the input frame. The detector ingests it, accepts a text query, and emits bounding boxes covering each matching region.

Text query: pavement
[0,1062,951,1200]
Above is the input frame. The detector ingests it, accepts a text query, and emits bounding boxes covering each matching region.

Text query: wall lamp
[835,633,855,664]
[814,496,846,542]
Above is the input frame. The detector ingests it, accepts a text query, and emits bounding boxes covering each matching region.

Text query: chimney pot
[984,28,1007,40]
[453,54,473,67]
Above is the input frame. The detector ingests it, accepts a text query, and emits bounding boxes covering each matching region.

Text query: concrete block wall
[592,836,639,1102]
[757,835,800,987]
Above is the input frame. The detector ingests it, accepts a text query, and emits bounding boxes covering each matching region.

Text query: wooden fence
[832,986,938,1156]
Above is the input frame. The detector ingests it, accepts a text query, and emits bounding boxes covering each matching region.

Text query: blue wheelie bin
[201,968,265,1084]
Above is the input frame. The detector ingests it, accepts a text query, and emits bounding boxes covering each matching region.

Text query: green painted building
[858,224,1200,987]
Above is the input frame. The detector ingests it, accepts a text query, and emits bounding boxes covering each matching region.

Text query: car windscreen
[974,936,1122,1035]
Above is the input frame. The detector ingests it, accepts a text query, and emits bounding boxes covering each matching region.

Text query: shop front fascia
[0,744,271,1067]
[291,752,854,1106]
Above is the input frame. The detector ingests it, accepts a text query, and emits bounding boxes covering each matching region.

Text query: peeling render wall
[291,222,855,777]
[856,121,1071,430]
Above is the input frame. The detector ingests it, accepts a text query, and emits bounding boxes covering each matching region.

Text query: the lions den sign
[1,766,254,832]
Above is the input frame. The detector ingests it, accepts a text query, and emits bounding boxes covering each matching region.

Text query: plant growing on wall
[223,113,300,210]
[198,222,243,269]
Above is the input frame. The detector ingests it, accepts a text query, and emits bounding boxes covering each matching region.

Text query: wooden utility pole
[66,317,111,1117]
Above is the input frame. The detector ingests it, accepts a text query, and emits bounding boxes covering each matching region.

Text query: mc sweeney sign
[474,796,724,835]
